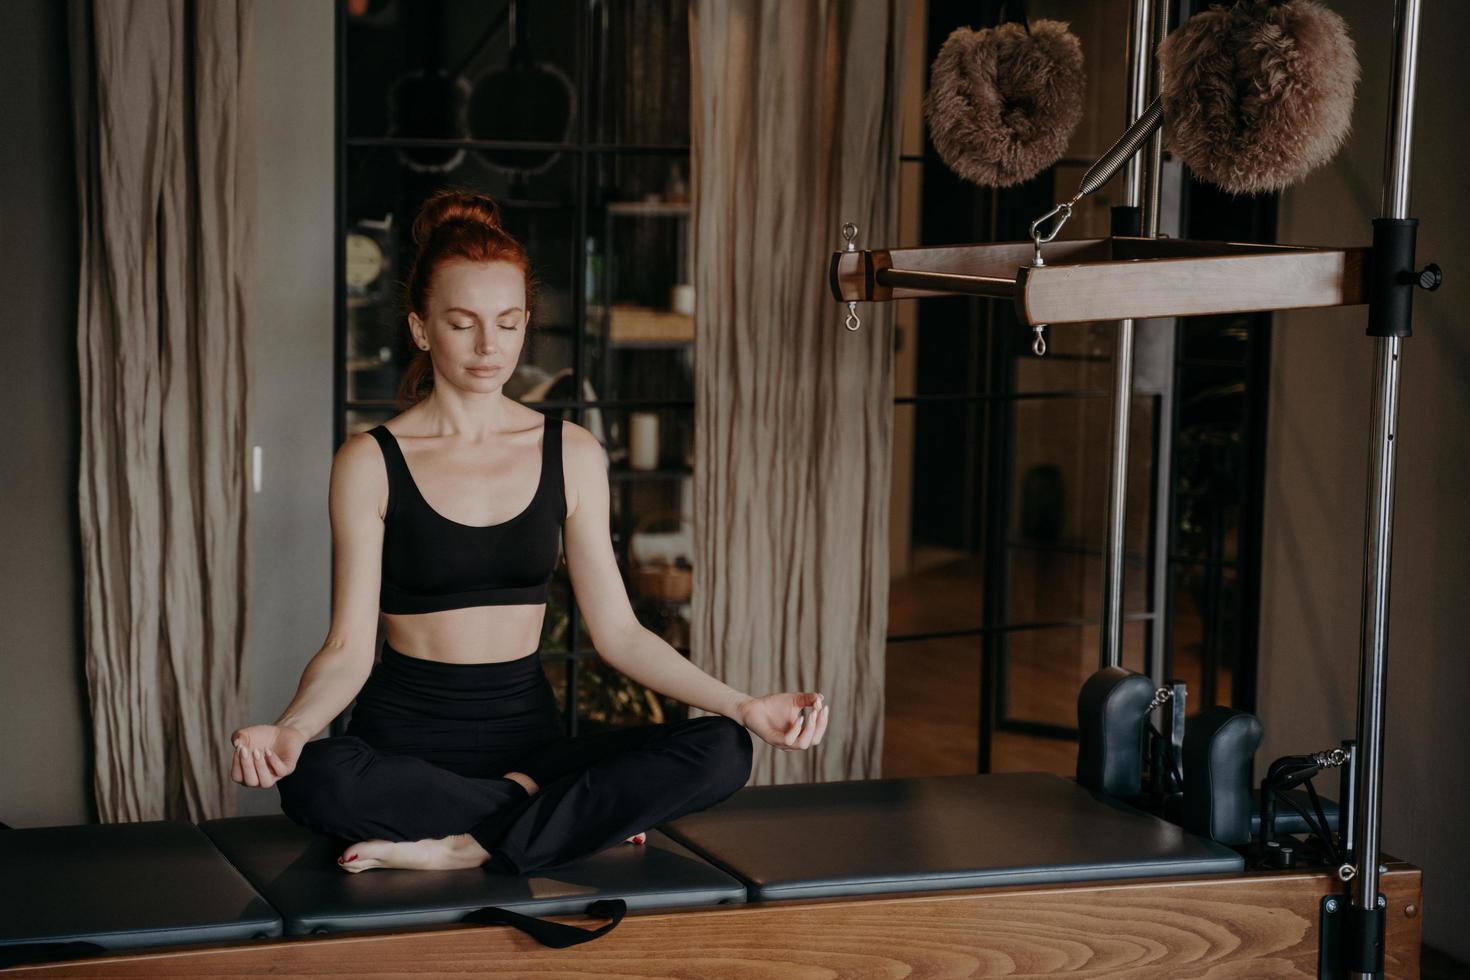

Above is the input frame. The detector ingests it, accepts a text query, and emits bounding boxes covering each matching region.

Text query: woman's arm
[560,422,829,748]
[272,431,387,739]
[560,422,753,720]
[234,432,387,787]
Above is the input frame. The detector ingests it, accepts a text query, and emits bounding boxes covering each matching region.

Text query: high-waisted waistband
[350,642,562,732]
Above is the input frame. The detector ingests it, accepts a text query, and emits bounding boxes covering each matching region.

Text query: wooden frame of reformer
[0,863,1422,979]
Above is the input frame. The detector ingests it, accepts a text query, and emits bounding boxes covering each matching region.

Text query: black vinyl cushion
[200,815,746,936]
[662,772,1243,901]
[1250,788,1341,836]
[1182,705,1264,845]
[0,820,281,955]
[1076,667,1156,798]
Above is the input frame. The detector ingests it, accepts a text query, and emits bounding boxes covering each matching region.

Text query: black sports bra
[366,417,565,614]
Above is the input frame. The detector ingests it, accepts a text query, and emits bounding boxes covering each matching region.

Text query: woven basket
[627,511,693,602]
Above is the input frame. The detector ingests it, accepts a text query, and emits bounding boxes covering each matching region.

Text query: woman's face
[410,259,529,392]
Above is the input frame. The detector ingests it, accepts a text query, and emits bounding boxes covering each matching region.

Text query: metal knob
[1416,262,1443,291]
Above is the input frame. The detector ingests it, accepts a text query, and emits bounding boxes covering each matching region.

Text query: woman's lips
[467,366,501,376]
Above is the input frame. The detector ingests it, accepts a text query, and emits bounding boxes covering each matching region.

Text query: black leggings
[276,643,753,876]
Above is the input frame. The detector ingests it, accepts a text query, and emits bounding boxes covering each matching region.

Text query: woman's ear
[407,310,426,350]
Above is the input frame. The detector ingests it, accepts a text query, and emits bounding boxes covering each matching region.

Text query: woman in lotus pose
[228,189,829,874]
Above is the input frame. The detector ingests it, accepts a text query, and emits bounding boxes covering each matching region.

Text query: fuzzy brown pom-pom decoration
[1160,0,1359,195]
[924,20,1085,188]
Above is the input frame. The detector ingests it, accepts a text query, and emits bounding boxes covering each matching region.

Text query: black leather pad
[0,820,281,953]
[1250,789,1342,836]
[1076,667,1155,798]
[201,815,746,935]
[661,772,1243,902]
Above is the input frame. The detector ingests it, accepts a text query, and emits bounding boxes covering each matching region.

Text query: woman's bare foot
[338,833,489,873]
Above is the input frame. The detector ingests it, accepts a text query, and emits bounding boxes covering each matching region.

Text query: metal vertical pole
[1141,0,1170,239]
[1351,1,1421,976]
[1101,0,1161,669]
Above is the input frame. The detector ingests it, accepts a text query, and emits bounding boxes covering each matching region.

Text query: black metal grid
[333,1,694,737]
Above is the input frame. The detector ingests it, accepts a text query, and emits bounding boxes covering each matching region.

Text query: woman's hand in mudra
[736,692,829,750]
[229,723,307,789]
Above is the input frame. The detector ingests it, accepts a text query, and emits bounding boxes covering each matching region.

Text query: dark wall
[0,0,92,826]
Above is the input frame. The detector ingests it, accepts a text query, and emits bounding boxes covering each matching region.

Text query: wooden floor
[884,547,1164,777]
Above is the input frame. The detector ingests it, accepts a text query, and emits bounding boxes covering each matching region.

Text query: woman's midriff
[381,603,547,665]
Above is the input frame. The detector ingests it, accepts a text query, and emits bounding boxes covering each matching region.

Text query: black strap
[461,898,627,948]
[0,941,108,969]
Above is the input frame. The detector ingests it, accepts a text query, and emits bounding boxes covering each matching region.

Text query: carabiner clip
[1028,202,1074,267]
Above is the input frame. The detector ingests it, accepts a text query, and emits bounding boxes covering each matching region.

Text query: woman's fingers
[813,703,830,744]
[264,748,290,779]
[230,743,244,784]
[784,711,805,747]
[251,747,277,788]
[797,708,818,750]
[241,746,263,787]
[254,748,277,788]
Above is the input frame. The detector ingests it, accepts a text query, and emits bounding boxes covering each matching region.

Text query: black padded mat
[662,771,1244,901]
[201,815,746,935]
[0,820,281,953]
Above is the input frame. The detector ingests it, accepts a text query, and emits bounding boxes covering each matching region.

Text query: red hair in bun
[397,188,536,407]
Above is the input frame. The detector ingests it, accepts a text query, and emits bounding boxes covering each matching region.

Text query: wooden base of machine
[3,862,1421,979]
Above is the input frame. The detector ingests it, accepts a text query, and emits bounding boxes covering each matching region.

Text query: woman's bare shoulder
[558,418,605,462]
[331,429,391,503]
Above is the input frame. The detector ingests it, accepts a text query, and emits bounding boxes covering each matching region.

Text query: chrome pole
[1351,1,1421,976]
[1101,0,1160,669]
[1120,0,1154,206]
[1141,0,1169,238]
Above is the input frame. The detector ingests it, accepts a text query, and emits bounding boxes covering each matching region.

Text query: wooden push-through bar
[829,237,1370,325]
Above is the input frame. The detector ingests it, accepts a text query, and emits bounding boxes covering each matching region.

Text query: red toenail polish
[346,854,357,861]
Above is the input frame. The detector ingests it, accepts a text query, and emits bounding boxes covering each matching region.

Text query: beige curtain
[68,0,256,822]
[690,1,903,784]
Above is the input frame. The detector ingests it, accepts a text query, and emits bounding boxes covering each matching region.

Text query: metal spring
[1074,96,1164,202]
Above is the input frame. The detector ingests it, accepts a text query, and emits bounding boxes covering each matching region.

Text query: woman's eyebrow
[444,306,524,318]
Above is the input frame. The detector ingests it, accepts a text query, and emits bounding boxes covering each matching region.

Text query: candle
[629,412,660,471]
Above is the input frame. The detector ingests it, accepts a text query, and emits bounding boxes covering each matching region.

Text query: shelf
[345,136,691,155]
[606,200,690,217]
[608,305,693,344]
[608,339,695,350]
[830,237,1369,326]
[609,466,692,481]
